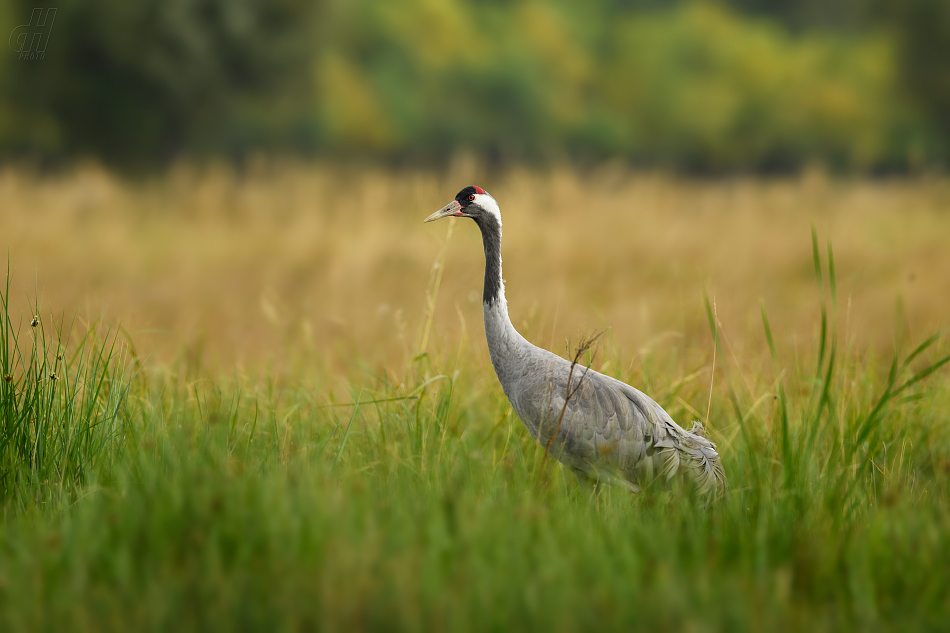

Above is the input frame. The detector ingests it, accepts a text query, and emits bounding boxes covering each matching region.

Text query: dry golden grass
[2,161,948,376]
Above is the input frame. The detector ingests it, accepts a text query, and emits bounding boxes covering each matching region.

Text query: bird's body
[425,186,726,496]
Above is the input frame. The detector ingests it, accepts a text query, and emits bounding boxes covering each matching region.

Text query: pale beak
[423,199,465,223]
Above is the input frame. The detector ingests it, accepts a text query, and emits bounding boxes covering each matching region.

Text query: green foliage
[0,0,316,166]
[314,1,922,169]
[0,243,948,629]
[0,0,941,170]
[877,0,950,158]
[597,4,913,169]
[722,0,869,31]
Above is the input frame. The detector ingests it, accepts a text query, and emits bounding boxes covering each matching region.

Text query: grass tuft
[0,265,137,505]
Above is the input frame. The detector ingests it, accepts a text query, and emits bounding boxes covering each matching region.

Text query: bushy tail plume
[654,420,727,499]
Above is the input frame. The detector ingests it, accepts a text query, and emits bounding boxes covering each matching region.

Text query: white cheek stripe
[473,192,501,225]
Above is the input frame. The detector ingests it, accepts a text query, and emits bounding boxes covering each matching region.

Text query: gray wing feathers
[624,389,727,497]
[514,352,726,497]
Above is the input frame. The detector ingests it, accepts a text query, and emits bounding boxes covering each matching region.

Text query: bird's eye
[468,194,475,201]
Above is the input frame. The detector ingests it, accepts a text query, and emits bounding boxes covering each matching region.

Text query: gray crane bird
[424,186,726,497]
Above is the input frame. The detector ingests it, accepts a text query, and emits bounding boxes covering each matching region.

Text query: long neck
[478,215,505,305]
[475,215,531,388]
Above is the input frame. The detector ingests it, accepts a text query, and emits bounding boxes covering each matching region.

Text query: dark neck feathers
[475,215,503,305]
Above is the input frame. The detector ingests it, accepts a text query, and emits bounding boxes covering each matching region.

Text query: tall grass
[0,231,947,630]
[0,267,136,505]
[0,167,948,629]
[712,229,950,526]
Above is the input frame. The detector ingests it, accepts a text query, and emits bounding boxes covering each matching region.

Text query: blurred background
[1,0,949,374]
[2,0,949,172]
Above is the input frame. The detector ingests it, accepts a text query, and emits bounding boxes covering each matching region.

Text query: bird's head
[423,186,500,226]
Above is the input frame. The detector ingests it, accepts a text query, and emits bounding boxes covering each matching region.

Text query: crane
[424,186,726,497]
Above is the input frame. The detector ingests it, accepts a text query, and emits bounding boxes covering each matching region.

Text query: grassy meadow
[1,163,949,631]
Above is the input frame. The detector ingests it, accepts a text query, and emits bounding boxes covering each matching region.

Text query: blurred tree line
[0,0,946,171]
